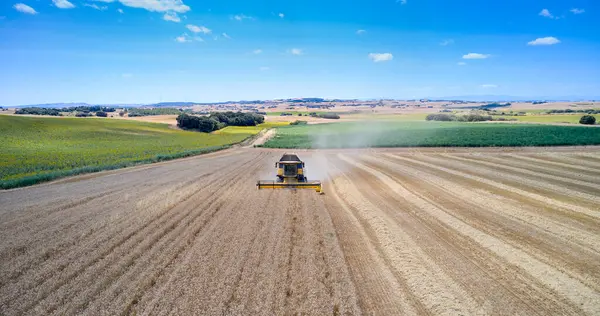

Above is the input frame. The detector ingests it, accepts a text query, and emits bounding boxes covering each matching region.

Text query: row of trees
[547,109,600,114]
[128,108,188,117]
[15,107,61,116]
[426,113,495,122]
[14,106,115,116]
[62,106,116,112]
[177,112,265,132]
[209,111,265,126]
[427,113,597,125]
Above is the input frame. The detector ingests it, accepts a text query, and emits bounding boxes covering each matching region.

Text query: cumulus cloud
[539,9,555,19]
[84,3,108,10]
[278,13,284,18]
[13,3,37,14]
[527,37,560,46]
[222,32,231,39]
[289,48,303,55]
[481,84,498,88]
[368,53,393,62]
[570,8,585,14]
[119,0,190,13]
[175,34,191,43]
[253,49,262,54]
[163,11,180,22]
[232,14,252,21]
[356,29,366,35]
[463,53,490,59]
[186,24,211,34]
[53,0,75,9]
[440,39,454,46]
[457,62,466,66]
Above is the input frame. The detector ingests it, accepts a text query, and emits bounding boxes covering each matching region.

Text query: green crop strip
[0,116,256,189]
[263,121,600,149]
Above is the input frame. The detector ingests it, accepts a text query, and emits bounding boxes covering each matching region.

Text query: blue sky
[1,0,599,105]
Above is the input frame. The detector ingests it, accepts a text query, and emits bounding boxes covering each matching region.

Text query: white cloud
[440,39,454,46]
[175,34,191,43]
[118,0,190,13]
[122,73,133,78]
[397,0,407,4]
[368,53,393,62]
[186,24,211,34]
[222,32,231,39]
[289,48,303,55]
[278,13,284,18]
[232,14,252,21]
[259,66,270,71]
[356,29,366,35]
[570,8,585,14]
[53,0,75,9]
[84,3,108,10]
[481,84,498,88]
[117,8,124,13]
[163,11,180,22]
[253,49,262,54]
[457,62,466,66]
[539,9,555,19]
[527,36,560,46]
[13,3,37,14]
[462,53,490,59]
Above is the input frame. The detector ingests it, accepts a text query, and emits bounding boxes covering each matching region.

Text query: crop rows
[0,116,256,188]
[1,148,599,315]
[263,121,600,148]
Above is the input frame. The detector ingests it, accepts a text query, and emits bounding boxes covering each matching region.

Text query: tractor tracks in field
[1,148,599,315]
[1,152,268,315]
[328,152,600,315]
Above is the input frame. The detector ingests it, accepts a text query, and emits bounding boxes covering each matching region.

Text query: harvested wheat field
[1,147,600,315]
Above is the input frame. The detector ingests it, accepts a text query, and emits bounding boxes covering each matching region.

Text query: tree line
[15,106,116,116]
[176,112,265,133]
[547,109,600,114]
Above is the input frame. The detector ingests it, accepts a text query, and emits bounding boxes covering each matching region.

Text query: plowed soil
[1,147,599,315]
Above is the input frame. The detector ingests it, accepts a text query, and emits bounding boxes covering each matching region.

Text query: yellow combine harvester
[257,153,323,193]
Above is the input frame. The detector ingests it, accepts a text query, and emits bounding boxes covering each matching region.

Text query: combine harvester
[257,153,323,194]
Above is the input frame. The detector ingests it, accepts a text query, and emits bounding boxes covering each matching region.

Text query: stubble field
[1,147,599,315]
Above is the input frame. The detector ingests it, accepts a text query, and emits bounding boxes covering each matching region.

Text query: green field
[0,115,259,189]
[505,114,600,124]
[266,111,356,116]
[349,113,428,121]
[213,122,289,135]
[263,121,600,149]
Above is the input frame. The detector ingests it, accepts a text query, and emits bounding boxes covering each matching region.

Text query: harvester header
[257,153,323,193]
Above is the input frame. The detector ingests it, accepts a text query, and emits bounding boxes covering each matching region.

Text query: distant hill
[150,102,199,107]
[9,102,93,109]
[6,96,599,109]
[429,95,600,102]
[7,103,147,108]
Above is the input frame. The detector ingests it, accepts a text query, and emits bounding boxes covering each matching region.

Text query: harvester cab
[257,154,323,193]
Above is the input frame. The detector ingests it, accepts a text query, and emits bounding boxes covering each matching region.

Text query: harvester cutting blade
[257,180,323,193]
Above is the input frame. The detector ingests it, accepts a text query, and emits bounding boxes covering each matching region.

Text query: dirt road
[1,148,599,315]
